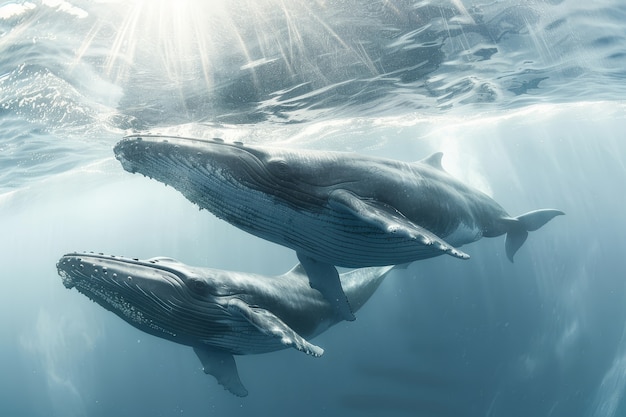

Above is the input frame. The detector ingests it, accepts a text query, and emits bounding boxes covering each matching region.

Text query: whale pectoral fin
[227,298,324,357]
[328,189,469,260]
[297,252,356,322]
[193,346,248,397]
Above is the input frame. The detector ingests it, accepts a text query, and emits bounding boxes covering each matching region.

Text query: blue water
[1,1,625,416]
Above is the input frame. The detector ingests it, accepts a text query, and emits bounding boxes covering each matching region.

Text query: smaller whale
[57,253,393,396]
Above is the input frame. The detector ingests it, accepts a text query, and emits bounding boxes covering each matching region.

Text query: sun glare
[97,0,238,89]
[79,0,371,94]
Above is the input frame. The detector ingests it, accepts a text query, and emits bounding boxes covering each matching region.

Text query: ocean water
[1,0,625,416]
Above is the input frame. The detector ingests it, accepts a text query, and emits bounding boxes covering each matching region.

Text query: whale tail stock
[504,209,564,262]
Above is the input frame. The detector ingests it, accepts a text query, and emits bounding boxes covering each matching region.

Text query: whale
[114,135,564,320]
[57,252,393,397]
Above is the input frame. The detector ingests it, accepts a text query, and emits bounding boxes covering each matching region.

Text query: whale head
[57,253,228,345]
[113,135,373,213]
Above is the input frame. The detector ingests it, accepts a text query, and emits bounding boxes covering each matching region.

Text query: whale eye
[189,278,208,295]
[268,158,290,177]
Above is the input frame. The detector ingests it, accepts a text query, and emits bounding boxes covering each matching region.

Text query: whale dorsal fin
[282,263,307,278]
[227,298,324,357]
[419,152,445,171]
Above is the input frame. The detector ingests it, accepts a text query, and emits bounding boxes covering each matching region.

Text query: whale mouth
[57,262,76,289]
[56,253,161,325]
[57,252,186,293]
[56,253,112,291]
[113,135,248,167]
[56,253,190,326]
[113,134,264,192]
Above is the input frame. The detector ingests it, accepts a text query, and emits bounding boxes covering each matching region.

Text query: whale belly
[444,221,483,247]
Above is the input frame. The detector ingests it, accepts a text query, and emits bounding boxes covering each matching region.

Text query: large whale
[57,252,393,397]
[114,135,563,320]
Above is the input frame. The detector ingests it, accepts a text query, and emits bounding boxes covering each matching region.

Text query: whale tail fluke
[504,209,564,262]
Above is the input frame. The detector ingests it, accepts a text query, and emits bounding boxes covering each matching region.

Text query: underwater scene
[1,1,626,416]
